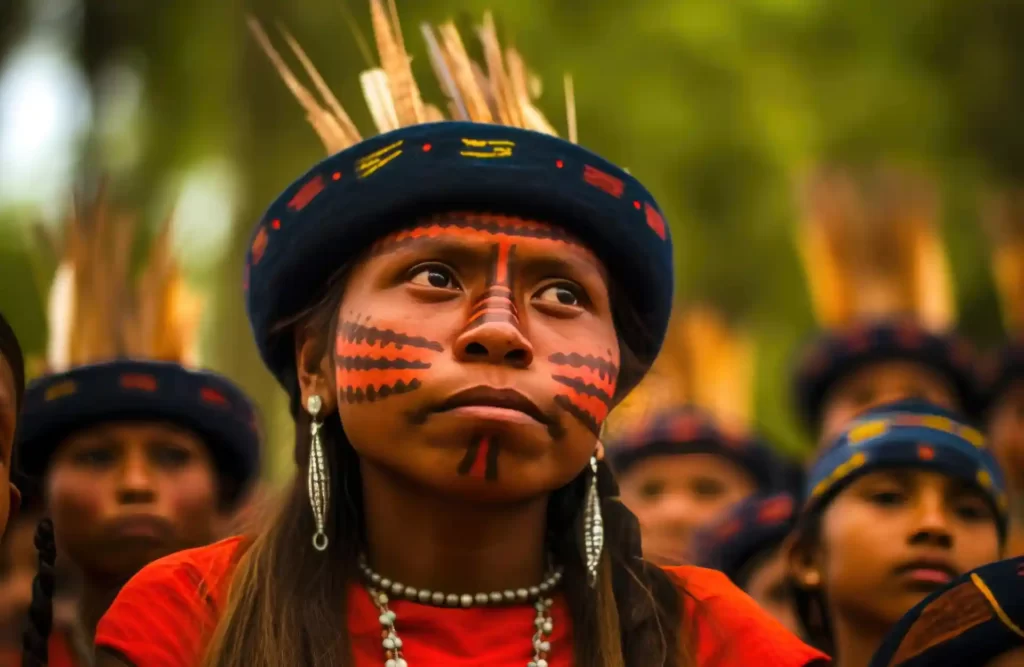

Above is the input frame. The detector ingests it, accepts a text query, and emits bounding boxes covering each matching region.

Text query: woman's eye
[535,284,582,307]
[409,265,459,290]
[73,448,115,467]
[151,445,191,468]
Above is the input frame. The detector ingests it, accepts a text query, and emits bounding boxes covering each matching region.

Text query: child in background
[786,399,1006,667]
[608,406,790,564]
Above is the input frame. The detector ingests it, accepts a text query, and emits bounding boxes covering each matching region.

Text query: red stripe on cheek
[554,368,617,398]
[335,368,426,388]
[562,389,611,424]
[335,338,437,363]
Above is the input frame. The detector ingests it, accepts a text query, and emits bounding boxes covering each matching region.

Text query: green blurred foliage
[1,0,1021,479]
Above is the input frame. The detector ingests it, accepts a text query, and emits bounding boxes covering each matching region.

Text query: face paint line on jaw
[335,317,445,404]
[549,350,619,436]
[456,434,501,481]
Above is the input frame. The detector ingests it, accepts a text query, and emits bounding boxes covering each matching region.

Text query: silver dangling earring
[306,395,330,551]
[583,454,604,587]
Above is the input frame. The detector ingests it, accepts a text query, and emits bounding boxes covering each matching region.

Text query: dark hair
[21,518,56,667]
[0,311,25,411]
[201,259,690,667]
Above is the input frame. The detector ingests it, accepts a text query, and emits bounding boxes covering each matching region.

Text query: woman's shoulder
[94,536,249,667]
[662,565,830,667]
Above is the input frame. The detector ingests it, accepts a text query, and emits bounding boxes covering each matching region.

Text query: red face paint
[548,351,619,435]
[335,316,444,403]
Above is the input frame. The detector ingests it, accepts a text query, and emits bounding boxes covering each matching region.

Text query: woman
[694,492,802,636]
[13,189,263,667]
[869,555,1024,667]
[0,312,25,541]
[91,5,827,667]
[792,168,977,446]
[786,399,1006,666]
[608,406,789,563]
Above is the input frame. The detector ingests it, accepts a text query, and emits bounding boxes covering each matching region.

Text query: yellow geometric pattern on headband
[811,451,869,499]
[846,415,985,448]
[44,380,77,401]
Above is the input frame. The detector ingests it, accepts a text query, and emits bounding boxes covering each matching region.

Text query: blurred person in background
[977,191,1024,557]
[604,307,790,564]
[791,168,978,447]
[0,312,25,542]
[608,406,789,565]
[786,399,1006,667]
[92,5,828,666]
[13,189,262,667]
[693,492,803,637]
[868,555,1024,667]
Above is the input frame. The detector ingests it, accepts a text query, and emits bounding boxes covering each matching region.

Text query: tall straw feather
[604,306,755,438]
[795,166,954,331]
[983,189,1024,334]
[250,3,573,153]
[43,187,203,372]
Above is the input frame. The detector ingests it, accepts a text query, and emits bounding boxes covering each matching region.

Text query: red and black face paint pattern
[456,434,501,481]
[465,241,519,331]
[335,315,444,403]
[549,351,619,435]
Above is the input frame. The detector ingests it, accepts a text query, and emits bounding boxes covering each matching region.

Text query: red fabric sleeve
[94,537,243,667]
[667,565,831,667]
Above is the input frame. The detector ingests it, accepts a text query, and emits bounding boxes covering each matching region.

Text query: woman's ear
[783,528,823,590]
[296,326,338,417]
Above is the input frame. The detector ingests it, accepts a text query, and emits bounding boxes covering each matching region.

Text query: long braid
[21,518,56,667]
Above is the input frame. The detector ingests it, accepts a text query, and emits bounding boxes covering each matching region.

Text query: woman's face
[819,361,958,445]
[618,453,756,563]
[47,421,221,582]
[311,213,619,503]
[812,469,1000,630]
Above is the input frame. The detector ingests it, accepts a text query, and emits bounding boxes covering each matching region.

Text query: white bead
[537,660,548,667]
[379,614,392,627]
[516,588,529,601]
[394,637,403,648]
[378,593,389,604]
[418,590,431,603]
[432,592,445,605]
[386,660,397,667]
[539,640,551,652]
[391,583,404,596]
[460,594,473,607]
[528,662,538,667]
[543,621,553,634]
[405,587,418,600]
[383,638,395,650]
[386,611,397,623]
[396,660,408,667]
[503,590,516,602]
[489,592,503,604]
[475,593,489,605]
[380,578,392,590]
[446,593,459,606]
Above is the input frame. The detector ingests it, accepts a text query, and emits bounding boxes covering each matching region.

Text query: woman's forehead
[370,212,601,263]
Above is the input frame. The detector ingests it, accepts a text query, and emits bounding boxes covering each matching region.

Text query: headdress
[244,1,674,401]
[14,186,260,506]
[869,556,1024,667]
[979,190,1024,411]
[693,492,799,587]
[601,306,787,485]
[803,399,1007,540]
[792,166,976,430]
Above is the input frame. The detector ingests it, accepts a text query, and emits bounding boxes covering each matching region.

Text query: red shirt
[95,536,828,666]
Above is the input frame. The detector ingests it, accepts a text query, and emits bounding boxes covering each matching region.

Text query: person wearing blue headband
[12,190,262,667]
[92,5,827,667]
[868,555,1024,667]
[694,492,803,636]
[785,399,1006,667]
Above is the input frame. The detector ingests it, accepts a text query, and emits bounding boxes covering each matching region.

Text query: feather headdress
[796,166,954,331]
[604,306,756,439]
[982,190,1024,336]
[247,0,575,154]
[44,184,202,373]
